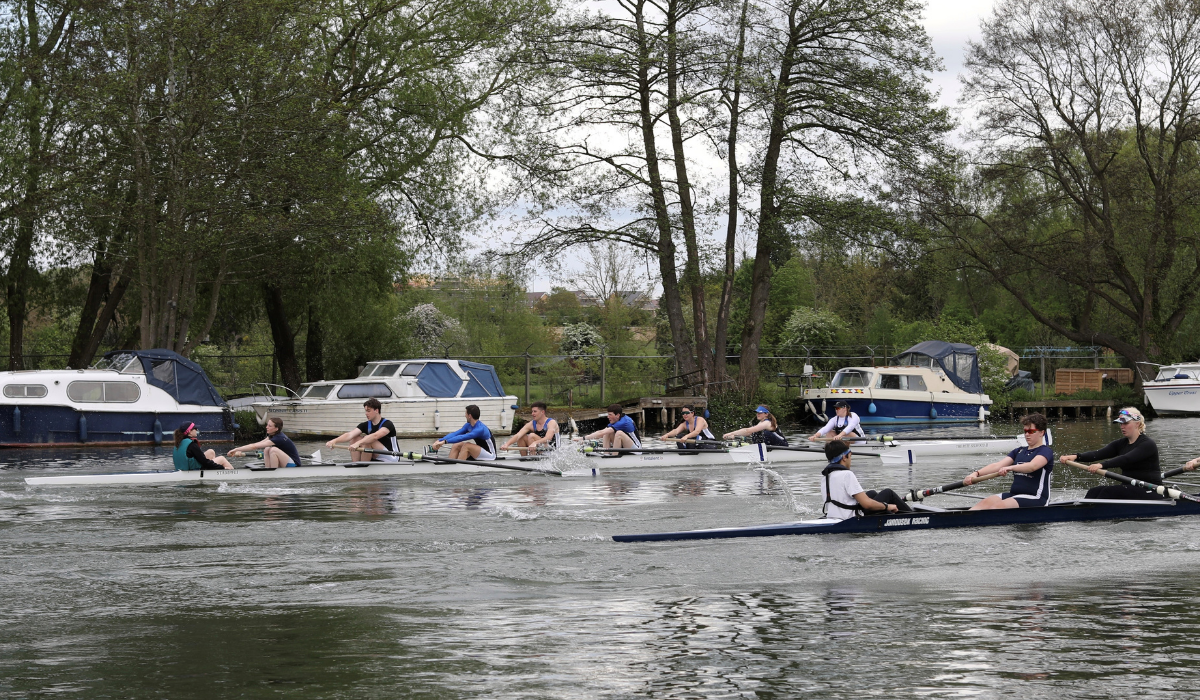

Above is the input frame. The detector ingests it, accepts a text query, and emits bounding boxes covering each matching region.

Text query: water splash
[754,467,802,512]
[486,504,540,520]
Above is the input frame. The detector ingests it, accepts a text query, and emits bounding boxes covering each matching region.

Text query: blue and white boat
[803,341,993,425]
[0,349,235,446]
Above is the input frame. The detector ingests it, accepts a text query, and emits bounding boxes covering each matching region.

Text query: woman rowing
[809,401,865,442]
[960,413,1053,510]
[173,421,234,471]
[660,406,720,450]
[1059,407,1163,500]
[820,439,911,518]
[228,416,302,468]
[722,406,788,446]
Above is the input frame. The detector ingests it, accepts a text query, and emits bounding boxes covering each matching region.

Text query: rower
[173,422,234,471]
[1059,407,1164,500]
[326,398,400,462]
[809,401,865,442]
[228,416,302,468]
[433,404,498,461]
[582,404,642,449]
[501,401,560,455]
[660,406,720,450]
[961,413,1053,510]
[722,406,788,446]
[819,439,910,518]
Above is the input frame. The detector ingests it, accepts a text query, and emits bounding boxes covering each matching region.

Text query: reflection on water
[3,420,1200,697]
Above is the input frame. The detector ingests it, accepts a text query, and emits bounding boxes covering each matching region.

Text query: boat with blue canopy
[802,341,993,425]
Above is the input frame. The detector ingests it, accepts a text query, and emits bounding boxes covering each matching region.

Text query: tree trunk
[67,247,115,368]
[80,267,132,365]
[712,0,749,383]
[305,303,323,382]
[665,0,714,389]
[264,283,303,392]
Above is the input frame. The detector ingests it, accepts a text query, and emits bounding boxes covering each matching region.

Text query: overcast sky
[523,0,999,293]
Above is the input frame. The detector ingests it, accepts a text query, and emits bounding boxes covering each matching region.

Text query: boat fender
[704,409,709,419]
[153,417,163,445]
[79,414,88,442]
[12,405,19,435]
[868,402,877,414]
[434,409,440,430]
[567,417,578,435]
[820,399,826,414]
[1046,427,1053,446]
[929,407,937,419]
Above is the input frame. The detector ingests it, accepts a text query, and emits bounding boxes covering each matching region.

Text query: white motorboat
[1143,363,1200,415]
[250,359,519,438]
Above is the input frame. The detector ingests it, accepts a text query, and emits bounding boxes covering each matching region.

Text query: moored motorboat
[612,498,1200,542]
[1142,363,1200,415]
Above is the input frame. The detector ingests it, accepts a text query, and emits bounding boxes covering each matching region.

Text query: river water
[4,418,1200,698]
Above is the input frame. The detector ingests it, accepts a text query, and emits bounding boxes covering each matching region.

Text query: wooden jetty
[1008,399,1114,419]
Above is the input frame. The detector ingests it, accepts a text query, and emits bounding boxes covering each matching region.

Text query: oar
[1162,464,1198,479]
[388,449,562,475]
[904,471,1004,502]
[580,446,729,455]
[663,437,743,447]
[1064,460,1200,503]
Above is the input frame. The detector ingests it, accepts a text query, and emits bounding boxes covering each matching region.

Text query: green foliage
[560,322,603,357]
[779,307,843,349]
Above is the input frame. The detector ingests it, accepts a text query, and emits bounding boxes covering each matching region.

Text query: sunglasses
[1023,428,1042,434]
[681,410,693,415]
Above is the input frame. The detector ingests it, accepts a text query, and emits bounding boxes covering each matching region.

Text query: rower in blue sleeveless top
[660,406,720,449]
[582,404,642,449]
[960,413,1053,510]
[172,421,234,471]
[500,401,560,455]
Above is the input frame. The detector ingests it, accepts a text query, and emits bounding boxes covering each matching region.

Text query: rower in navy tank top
[500,401,561,455]
[959,413,1054,510]
[660,406,720,450]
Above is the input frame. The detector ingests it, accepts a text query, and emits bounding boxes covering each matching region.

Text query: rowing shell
[612,497,1200,542]
[21,460,517,486]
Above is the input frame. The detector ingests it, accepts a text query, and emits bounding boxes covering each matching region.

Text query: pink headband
[185,423,195,434]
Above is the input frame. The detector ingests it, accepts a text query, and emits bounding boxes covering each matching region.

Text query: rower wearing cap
[1059,407,1164,500]
[582,404,642,449]
[961,413,1053,510]
[820,439,911,519]
[722,406,788,446]
[660,406,720,450]
[809,401,865,442]
[173,422,234,471]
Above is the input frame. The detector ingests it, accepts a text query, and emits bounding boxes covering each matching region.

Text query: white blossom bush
[404,304,464,356]
[560,322,603,357]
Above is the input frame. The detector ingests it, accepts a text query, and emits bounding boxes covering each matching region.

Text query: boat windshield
[370,363,402,377]
[302,384,334,399]
[92,353,143,374]
[1156,367,1197,381]
[401,363,424,376]
[831,370,873,387]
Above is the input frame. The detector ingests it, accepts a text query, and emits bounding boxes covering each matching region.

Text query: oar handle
[1064,460,1200,503]
[904,470,1003,502]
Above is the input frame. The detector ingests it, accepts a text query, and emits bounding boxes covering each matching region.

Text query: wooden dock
[1008,399,1114,419]
[518,396,707,430]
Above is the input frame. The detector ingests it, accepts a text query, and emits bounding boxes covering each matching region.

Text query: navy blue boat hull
[612,499,1200,542]
[834,397,983,424]
[0,405,233,446]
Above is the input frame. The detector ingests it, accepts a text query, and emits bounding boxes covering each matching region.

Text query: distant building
[571,290,658,314]
[525,291,548,307]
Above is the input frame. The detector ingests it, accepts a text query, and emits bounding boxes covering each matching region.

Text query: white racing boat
[22,435,1024,487]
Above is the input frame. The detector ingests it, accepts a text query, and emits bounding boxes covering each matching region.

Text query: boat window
[1155,368,1176,381]
[3,384,48,398]
[400,363,424,376]
[831,370,872,387]
[336,383,392,399]
[370,363,402,377]
[67,381,141,403]
[357,365,374,378]
[876,374,902,390]
[303,384,334,399]
[905,375,928,391]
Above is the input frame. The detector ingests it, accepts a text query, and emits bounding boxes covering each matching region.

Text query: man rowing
[582,404,642,449]
[820,439,911,518]
[326,398,400,462]
[1059,407,1163,500]
[722,406,788,446]
[960,413,1053,510]
[660,406,720,450]
[501,401,560,455]
[809,401,865,442]
[433,404,498,461]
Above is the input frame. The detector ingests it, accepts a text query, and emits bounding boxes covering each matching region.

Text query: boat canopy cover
[416,361,508,398]
[460,361,504,398]
[894,341,983,394]
[105,349,226,406]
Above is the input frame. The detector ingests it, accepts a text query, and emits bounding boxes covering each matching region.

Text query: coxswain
[722,406,788,446]
[326,398,400,462]
[173,422,234,471]
[660,406,720,450]
[1059,407,1163,499]
[961,413,1053,510]
[809,401,865,441]
[583,404,642,449]
[433,404,498,460]
[819,439,911,518]
[501,401,560,455]
[228,416,302,468]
